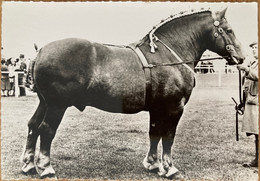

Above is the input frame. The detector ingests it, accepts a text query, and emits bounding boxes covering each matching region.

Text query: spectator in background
[7,58,15,96]
[13,58,21,71]
[1,59,11,96]
[19,57,27,96]
[14,56,27,96]
[20,58,27,73]
[237,41,258,167]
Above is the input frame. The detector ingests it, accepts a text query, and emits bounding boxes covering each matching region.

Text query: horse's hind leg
[21,99,47,175]
[143,111,162,171]
[36,105,66,179]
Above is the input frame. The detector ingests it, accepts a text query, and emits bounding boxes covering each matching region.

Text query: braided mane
[147,8,213,53]
[149,8,212,35]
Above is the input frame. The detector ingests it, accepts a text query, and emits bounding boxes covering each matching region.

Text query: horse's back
[34,38,146,112]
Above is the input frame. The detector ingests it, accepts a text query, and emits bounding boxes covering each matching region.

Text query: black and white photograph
[1,1,258,180]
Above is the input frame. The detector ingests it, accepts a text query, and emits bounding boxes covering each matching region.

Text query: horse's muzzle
[226,55,244,65]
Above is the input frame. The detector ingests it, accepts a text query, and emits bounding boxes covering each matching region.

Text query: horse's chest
[151,69,194,100]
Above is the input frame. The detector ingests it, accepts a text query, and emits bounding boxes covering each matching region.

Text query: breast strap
[127,45,152,110]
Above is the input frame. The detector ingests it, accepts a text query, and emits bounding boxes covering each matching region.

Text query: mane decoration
[149,8,213,53]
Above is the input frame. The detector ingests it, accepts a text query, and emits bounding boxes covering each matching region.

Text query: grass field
[1,73,258,180]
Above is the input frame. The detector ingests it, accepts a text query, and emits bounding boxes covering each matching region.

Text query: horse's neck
[156,13,212,64]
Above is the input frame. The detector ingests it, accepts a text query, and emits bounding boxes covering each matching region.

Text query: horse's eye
[226,29,233,33]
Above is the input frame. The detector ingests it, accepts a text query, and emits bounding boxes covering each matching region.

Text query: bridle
[212,15,238,64]
[143,12,236,74]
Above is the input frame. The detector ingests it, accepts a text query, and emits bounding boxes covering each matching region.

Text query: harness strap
[153,35,196,74]
[127,45,152,110]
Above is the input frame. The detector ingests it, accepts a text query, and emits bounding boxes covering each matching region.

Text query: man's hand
[237,64,249,73]
[235,103,244,115]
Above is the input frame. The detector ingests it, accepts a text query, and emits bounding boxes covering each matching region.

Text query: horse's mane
[135,8,213,48]
[149,8,212,35]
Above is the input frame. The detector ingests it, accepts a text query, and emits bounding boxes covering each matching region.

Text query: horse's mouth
[226,56,244,65]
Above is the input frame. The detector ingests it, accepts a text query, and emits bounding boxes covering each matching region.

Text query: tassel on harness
[149,34,158,53]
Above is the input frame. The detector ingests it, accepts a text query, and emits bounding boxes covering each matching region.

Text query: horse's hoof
[39,165,57,179]
[143,156,160,171]
[22,167,37,175]
[242,160,258,167]
[165,166,179,178]
[22,163,36,175]
[166,171,184,180]
[158,164,167,176]
[40,173,57,180]
[158,164,179,178]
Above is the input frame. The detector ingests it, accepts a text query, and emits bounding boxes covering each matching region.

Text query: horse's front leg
[143,111,162,171]
[158,109,184,179]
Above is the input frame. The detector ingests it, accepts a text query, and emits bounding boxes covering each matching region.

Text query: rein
[232,70,243,141]
[238,70,243,104]
[144,34,229,69]
[105,43,229,68]
[150,56,229,67]
[142,34,230,71]
[151,35,195,74]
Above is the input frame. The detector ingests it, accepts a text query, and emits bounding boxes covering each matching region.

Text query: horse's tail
[30,59,37,92]
[30,43,40,92]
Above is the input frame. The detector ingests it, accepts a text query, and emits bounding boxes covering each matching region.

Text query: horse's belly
[85,68,146,113]
[87,94,145,114]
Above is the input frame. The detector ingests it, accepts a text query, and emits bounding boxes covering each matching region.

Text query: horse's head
[207,8,245,65]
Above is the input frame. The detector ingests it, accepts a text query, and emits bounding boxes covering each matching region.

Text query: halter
[147,9,237,73]
[212,15,238,64]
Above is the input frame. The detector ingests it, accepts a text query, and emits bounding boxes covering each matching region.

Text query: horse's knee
[149,118,162,137]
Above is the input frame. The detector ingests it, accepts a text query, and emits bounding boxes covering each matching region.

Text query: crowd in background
[1,54,34,97]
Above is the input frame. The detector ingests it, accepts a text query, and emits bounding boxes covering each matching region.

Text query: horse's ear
[34,43,38,52]
[218,7,227,19]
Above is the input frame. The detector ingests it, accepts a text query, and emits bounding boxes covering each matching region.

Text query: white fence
[1,71,25,97]
[195,62,238,86]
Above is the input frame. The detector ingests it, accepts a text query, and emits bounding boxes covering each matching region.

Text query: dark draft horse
[21,8,245,179]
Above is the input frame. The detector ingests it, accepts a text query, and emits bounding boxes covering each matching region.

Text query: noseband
[212,17,237,63]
